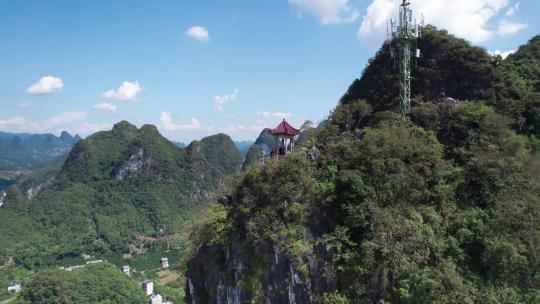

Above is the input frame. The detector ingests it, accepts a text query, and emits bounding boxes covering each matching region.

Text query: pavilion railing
[258,154,287,164]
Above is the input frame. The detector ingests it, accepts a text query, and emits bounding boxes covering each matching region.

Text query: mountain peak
[340,25,498,114]
[112,120,137,134]
[139,124,160,135]
[60,130,74,142]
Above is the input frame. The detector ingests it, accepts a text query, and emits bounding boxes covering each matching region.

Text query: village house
[7,282,21,293]
[160,257,169,269]
[143,280,154,296]
[150,294,163,304]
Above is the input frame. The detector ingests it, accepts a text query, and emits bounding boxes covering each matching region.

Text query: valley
[0,10,538,304]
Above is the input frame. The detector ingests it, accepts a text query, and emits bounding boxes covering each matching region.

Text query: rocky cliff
[184,29,540,304]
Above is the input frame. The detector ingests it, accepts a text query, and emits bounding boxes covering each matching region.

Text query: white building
[7,283,21,293]
[143,280,154,296]
[86,260,103,265]
[160,257,169,269]
[150,294,163,304]
[0,190,6,207]
[66,265,84,271]
[122,265,130,275]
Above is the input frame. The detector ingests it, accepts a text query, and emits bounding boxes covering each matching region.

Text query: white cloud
[26,76,64,95]
[71,122,112,135]
[220,121,269,141]
[489,49,515,59]
[256,111,294,119]
[160,112,205,131]
[0,112,90,135]
[497,19,528,36]
[224,122,268,133]
[289,0,359,24]
[505,2,520,16]
[44,112,88,128]
[185,26,210,42]
[0,116,26,129]
[93,102,118,113]
[213,89,239,111]
[19,102,31,108]
[103,81,142,101]
[358,0,526,44]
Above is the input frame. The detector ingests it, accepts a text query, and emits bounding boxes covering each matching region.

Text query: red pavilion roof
[270,119,300,137]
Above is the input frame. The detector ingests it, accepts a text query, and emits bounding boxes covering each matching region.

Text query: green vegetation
[0,131,78,168]
[340,26,500,113]
[187,29,540,303]
[198,133,243,175]
[243,128,274,168]
[0,267,32,301]
[340,27,540,138]
[0,121,242,267]
[0,24,538,304]
[495,35,540,134]
[0,144,70,193]
[0,131,78,192]
[19,263,146,304]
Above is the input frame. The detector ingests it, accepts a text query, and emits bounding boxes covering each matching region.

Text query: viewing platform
[259,119,300,163]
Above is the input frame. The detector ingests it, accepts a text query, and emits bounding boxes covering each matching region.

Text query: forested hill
[0,121,243,265]
[0,130,80,167]
[185,28,540,303]
[340,26,539,137]
[242,128,274,168]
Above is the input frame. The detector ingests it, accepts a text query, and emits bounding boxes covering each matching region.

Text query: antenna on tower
[388,0,423,116]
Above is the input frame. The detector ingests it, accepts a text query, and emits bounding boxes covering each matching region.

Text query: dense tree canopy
[21,263,146,304]
[190,102,540,303]
[339,26,540,138]
[187,30,540,303]
[0,121,243,265]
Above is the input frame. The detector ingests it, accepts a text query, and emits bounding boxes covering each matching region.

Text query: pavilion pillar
[275,136,279,159]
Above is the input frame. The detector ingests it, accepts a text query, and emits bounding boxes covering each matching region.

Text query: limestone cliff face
[186,149,333,304]
[115,146,153,181]
[242,129,274,169]
[25,175,55,200]
[186,238,337,304]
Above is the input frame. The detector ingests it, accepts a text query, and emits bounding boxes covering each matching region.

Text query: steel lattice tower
[388,0,422,116]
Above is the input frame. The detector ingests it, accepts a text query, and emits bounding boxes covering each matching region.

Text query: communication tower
[388,0,423,115]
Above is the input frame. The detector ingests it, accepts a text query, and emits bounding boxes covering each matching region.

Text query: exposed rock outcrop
[187,238,336,304]
[0,190,6,207]
[25,175,55,200]
[115,146,152,181]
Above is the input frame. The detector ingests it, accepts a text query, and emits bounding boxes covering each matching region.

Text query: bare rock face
[0,190,6,207]
[115,146,153,181]
[186,236,337,304]
[26,175,55,200]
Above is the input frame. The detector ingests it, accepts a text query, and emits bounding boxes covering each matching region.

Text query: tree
[22,263,147,304]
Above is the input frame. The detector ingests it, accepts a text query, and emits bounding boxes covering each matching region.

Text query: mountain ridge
[185,27,540,304]
[0,120,244,265]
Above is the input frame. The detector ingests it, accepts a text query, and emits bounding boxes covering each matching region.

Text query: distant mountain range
[171,141,186,148]
[233,140,254,155]
[172,140,254,156]
[0,131,81,168]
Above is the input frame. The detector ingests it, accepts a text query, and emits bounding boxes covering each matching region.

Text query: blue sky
[0,0,538,142]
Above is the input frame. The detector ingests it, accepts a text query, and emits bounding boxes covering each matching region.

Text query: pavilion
[270,119,300,159]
